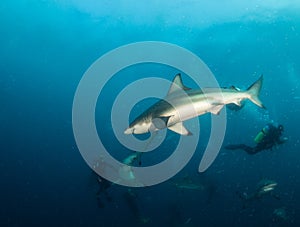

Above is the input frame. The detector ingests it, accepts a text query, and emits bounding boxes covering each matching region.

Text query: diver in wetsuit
[96,175,113,208]
[225,123,287,155]
[94,152,141,208]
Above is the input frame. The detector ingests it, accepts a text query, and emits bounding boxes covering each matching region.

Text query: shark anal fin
[210,105,224,115]
[233,99,242,106]
[168,122,192,136]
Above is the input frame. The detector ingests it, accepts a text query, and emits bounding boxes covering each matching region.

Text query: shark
[124,73,265,136]
[237,179,279,204]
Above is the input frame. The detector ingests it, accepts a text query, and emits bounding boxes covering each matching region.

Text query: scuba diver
[225,123,287,155]
[94,152,141,208]
[95,175,113,208]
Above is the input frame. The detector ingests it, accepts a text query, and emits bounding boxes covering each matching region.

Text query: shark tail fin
[246,75,266,109]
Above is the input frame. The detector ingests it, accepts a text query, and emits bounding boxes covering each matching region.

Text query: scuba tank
[254,125,270,143]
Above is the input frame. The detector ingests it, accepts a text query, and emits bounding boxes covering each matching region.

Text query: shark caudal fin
[246,75,266,109]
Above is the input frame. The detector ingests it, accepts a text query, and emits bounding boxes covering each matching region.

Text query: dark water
[1,1,300,226]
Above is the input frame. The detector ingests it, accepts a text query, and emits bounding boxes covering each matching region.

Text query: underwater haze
[1,0,300,226]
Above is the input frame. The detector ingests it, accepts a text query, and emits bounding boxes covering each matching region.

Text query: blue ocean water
[1,0,300,226]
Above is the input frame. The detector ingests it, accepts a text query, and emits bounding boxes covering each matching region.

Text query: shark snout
[124,127,134,134]
[124,122,152,135]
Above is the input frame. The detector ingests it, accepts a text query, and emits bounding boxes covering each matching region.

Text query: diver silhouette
[225,123,287,155]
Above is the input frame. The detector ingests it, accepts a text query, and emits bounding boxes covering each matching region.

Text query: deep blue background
[1,1,300,226]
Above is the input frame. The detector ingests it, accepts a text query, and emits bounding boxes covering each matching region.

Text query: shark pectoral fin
[210,105,224,115]
[168,122,192,136]
[151,116,170,130]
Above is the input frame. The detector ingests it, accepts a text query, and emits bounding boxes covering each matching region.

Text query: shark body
[125,74,264,136]
[239,179,278,202]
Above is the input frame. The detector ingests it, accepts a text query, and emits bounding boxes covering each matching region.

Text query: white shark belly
[164,99,215,126]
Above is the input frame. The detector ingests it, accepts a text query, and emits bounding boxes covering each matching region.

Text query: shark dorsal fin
[229,85,240,91]
[168,73,191,95]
